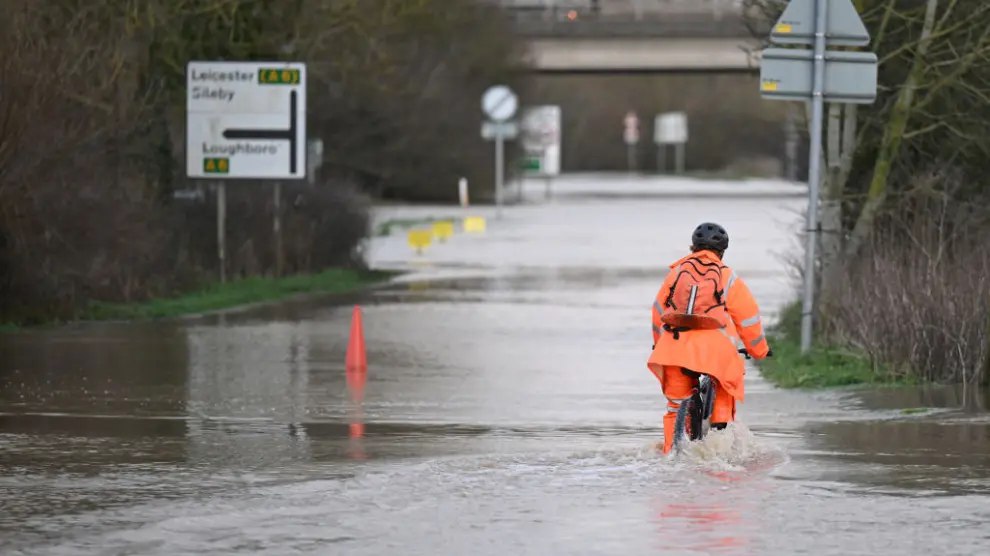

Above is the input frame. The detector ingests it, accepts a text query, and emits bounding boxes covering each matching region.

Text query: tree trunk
[820,104,843,292]
[820,104,860,326]
[845,0,940,258]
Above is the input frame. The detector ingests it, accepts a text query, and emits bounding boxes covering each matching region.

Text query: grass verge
[758,302,906,388]
[375,217,439,237]
[83,268,392,321]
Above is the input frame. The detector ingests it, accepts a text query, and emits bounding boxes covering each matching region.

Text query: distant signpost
[623,111,639,172]
[520,105,561,199]
[759,0,877,354]
[481,85,519,218]
[187,61,307,282]
[654,112,688,174]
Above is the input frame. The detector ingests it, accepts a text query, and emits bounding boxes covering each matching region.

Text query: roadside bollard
[458,177,469,207]
[463,216,486,234]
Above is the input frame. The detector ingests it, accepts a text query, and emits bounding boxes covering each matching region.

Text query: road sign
[623,111,640,145]
[761,48,878,103]
[186,61,306,180]
[482,85,518,122]
[520,105,561,177]
[759,0,876,355]
[654,112,688,144]
[481,86,519,218]
[771,0,870,47]
[481,121,519,140]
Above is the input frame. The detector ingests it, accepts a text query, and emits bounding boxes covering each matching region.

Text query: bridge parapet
[492,0,757,38]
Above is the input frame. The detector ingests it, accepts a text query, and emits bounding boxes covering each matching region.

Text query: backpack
[660,256,728,333]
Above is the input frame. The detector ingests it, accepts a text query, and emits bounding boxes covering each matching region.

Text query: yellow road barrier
[407,229,433,254]
[463,216,487,234]
[432,220,455,242]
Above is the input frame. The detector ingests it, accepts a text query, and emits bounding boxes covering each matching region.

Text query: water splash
[679,423,786,471]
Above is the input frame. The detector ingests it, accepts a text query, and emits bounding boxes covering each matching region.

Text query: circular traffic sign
[482,85,518,122]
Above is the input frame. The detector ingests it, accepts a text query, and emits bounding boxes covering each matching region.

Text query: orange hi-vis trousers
[660,365,736,454]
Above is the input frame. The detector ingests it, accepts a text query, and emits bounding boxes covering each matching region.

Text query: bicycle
[670,348,768,453]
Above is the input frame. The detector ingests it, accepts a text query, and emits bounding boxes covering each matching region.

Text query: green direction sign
[760,48,877,104]
[521,156,541,171]
[771,0,870,47]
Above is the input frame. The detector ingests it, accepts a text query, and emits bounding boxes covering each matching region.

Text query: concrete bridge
[495,0,764,73]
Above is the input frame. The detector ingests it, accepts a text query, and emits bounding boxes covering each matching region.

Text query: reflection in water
[657,502,746,553]
[183,318,313,466]
[346,367,368,460]
[650,425,786,554]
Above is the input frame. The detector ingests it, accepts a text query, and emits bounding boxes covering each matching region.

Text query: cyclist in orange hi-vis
[646,223,772,454]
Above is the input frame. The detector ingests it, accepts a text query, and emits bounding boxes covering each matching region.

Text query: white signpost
[623,111,639,171]
[187,61,307,281]
[759,0,877,354]
[654,111,688,174]
[520,105,561,199]
[481,85,519,218]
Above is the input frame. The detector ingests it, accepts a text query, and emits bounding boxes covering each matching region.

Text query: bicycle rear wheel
[672,397,695,453]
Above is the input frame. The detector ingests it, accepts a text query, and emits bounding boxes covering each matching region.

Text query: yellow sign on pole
[432,220,455,242]
[407,229,433,254]
[463,216,487,234]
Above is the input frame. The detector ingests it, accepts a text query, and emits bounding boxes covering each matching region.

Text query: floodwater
[1,175,988,555]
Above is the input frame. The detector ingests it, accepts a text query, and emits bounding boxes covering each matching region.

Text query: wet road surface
[2,175,988,555]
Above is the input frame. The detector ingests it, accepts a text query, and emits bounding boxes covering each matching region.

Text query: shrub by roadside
[758,302,900,388]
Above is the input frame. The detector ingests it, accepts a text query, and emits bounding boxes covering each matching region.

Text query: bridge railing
[491,0,752,38]
[492,0,744,18]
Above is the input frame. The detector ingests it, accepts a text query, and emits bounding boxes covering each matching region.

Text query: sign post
[273,182,283,277]
[217,182,226,283]
[481,85,519,219]
[186,61,307,282]
[623,111,639,172]
[654,112,688,174]
[759,0,875,354]
[520,105,562,200]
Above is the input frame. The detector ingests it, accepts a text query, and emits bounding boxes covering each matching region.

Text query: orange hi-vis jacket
[647,250,770,403]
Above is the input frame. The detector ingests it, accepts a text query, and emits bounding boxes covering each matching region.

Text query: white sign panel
[520,105,561,177]
[655,112,688,144]
[481,121,519,140]
[187,61,307,179]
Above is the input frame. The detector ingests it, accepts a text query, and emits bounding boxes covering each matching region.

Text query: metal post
[675,143,685,175]
[627,145,636,172]
[657,145,666,174]
[495,134,504,218]
[273,182,283,277]
[800,0,828,354]
[217,182,227,284]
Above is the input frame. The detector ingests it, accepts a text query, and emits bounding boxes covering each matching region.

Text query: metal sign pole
[217,182,227,284]
[800,0,828,354]
[675,143,686,175]
[657,145,666,173]
[273,182,283,278]
[495,133,504,219]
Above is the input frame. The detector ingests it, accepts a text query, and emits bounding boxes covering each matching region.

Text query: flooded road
[2,174,988,555]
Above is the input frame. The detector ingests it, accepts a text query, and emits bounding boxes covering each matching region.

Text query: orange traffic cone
[345,305,367,371]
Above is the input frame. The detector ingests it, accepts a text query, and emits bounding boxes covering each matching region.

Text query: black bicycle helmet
[691,222,729,252]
